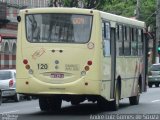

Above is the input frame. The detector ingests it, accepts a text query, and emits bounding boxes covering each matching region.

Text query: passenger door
[101,21,112,98]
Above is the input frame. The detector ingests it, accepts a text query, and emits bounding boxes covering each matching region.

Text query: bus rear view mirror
[17,16,21,22]
[145,32,154,40]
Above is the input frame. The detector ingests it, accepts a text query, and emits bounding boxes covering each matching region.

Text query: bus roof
[21,7,145,28]
[100,11,145,28]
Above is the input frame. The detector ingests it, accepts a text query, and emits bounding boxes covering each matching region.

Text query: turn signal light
[25,64,30,70]
[85,66,90,71]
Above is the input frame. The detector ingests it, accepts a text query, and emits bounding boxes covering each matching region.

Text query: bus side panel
[116,57,126,98]
[116,57,140,99]
[101,57,111,100]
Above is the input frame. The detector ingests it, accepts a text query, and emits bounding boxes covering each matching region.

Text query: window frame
[25,13,93,44]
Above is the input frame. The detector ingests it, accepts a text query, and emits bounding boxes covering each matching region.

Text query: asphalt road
[0,87,160,120]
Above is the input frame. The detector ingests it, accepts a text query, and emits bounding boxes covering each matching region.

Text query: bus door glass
[102,22,110,56]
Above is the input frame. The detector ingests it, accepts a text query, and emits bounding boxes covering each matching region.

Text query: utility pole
[77,0,84,8]
[156,0,160,63]
[136,0,140,19]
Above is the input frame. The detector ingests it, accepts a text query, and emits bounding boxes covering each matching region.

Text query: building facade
[0,0,49,69]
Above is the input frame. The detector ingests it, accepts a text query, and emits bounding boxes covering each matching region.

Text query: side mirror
[17,16,21,22]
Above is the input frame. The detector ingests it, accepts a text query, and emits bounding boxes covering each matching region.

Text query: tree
[48,0,63,7]
[63,0,108,9]
[103,0,156,28]
[83,0,107,9]
[141,0,156,28]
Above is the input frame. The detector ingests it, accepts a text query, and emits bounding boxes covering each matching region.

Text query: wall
[0,37,16,69]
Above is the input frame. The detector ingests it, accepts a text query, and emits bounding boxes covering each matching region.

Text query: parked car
[0,69,21,102]
[148,64,160,88]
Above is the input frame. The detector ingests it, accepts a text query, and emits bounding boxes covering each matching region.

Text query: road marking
[151,100,160,103]
[1,110,19,114]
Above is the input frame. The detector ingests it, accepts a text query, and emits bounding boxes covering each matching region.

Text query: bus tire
[39,97,49,111]
[129,84,140,105]
[109,84,120,111]
[39,96,62,112]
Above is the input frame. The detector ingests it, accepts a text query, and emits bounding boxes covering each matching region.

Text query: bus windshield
[25,14,92,43]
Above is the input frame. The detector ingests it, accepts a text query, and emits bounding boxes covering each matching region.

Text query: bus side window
[131,28,138,56]
[116,25,123,56]
[102,21,110,57]
[138,29,143,56]
[124,26,131,56]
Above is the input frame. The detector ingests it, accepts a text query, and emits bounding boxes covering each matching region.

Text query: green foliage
[104,1,136,16]
[140,0,156,27]
[63,0,70,7]
[63,0,78,7]
[63,0,108,9]
[103,0,156,28]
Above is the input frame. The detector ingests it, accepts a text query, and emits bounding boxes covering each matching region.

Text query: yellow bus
[16,7,148,111]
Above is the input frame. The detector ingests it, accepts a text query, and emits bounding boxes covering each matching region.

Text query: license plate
[2,91,14,96]
[50,73,64,78]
